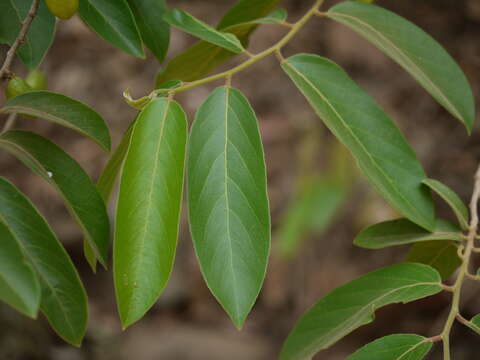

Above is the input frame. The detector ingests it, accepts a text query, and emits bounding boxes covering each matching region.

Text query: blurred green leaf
[423,178,469,230]
[188,87,270,329]
[127,0,170,62]
[0,219,40,318]
[115,98,187,328]
[0,0,55,69]
[347,334,432,360]
[0,131,110,267]
[164,9,244,53]
[407,241,461,279]
[251,8,288,25]
[354,218,463,249]
[78,0,144,58]
[0,177,87,346]
[282,54,435,231]
[217,0,281,29]
[1,91,111,151]
[327,1,475,133]
[280,263,442,360]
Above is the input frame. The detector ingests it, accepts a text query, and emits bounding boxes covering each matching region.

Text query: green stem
[440,165,480,359]
[153,0,324,96]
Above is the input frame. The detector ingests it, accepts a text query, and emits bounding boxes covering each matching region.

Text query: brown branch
[0,0,40,81]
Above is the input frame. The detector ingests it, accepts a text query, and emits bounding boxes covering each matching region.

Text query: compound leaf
[0,177,87,346]
[0,131,110,267]
[354,218,463,249]
[280,263,442,360]
[347,334,433,360]
[1,91,111,151]
[115,98,187,328]
[327,1,475,132]
[282,54,435,231]
[188,87,270,329]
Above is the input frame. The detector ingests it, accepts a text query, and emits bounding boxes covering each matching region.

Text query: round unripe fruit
[26,70,48,90]
[5,76,32,99]
[45,0,79,20]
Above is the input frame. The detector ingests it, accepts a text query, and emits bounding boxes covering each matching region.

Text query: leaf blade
[347,334,433,360]
[0,177,87,346]
[407,241,461,280]
[354,218,463,249]
[164,9,244,53]
[187,86,270,328]
[327,1,475,132]
[0,219,40,318]
[0,131,110,266]
[280,263,442,360]
[78,0,144,58]
[114,98,187,328]
[1,91,111,151]
[282,54,435,231]
[423,178,469,230]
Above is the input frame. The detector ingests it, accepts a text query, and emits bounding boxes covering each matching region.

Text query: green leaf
[251,9,288,25]
[354,218,463,249]
[280,263,442,360]
[0,131,110,267]
[467,314,480,335]
[278,176,348,258]
[347,334,433,360]
[155,0,279,85]
[282,54,435,231]
[78,0,144,58]
[1,91,111,151]
[127,0,170,62]
[0,177,87,346]
[422,178,469,230]
[327,1,475,133]
[407,241,461,279]
[115,98,187,328]
[0,219,40,318]
[0,0,55,69]
[188,86,270,329]
[164,9,244,54]
[85,121,134,272]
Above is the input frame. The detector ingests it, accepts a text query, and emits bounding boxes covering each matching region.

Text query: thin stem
[440,165,480,360]
[0,0,40,81]
[2,113,17,133]
[152,0,325,96]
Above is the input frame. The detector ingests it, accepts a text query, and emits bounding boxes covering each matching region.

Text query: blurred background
[1,0,479,359]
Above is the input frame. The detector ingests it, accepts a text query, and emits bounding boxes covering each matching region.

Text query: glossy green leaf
[467,314,480,335]
[347,334,433,360]
[0,131,110,267]
[282,54,435,231]
[156,0,279,85]
[78,0,144,58]
[251,9,288,25]
[127,0,170,62]
[0,177,87,346]
[280,263,442,360]
[354,218,463,249]
[1,91,111,151]
[278,176,348,258]
[0,219,40,318]
[164,9,244,54]
[85,121,134,272]
[423,178,469,230]
[188,86,270,329]
[115,98,187,328]
[0,0,55,69]
[327,1,475,132]
[407,241,461,279]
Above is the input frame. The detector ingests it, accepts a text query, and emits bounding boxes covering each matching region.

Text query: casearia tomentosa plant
[0,0,478,358]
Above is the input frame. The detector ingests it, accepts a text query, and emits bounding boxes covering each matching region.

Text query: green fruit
[5,77,32,99]
[26,70,48,90]
[45,0,79,20]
